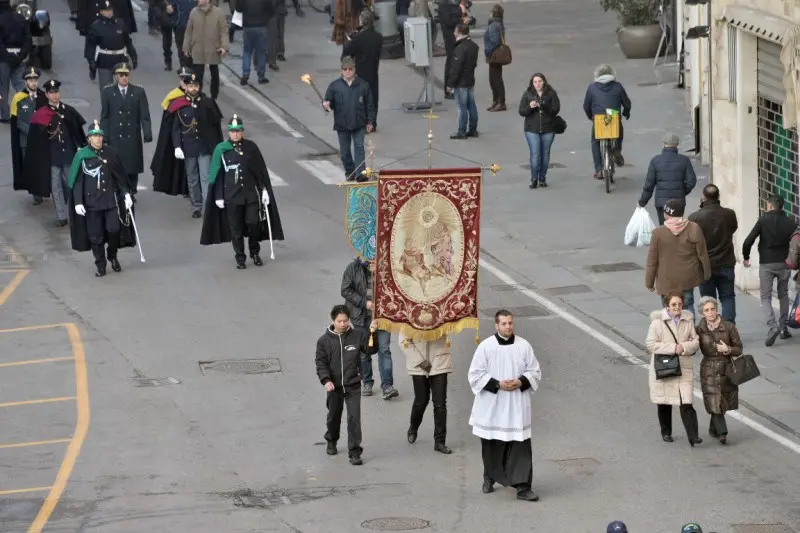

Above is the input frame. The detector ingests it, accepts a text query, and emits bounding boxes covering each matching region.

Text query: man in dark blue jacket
[322,56,375,182]
[639,132,697,225]
[239,0,273,85]
[164,0,196,69]
[583,63,631,180]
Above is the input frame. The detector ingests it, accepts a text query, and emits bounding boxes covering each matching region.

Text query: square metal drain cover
[586,262,642,273]
[553,457,600,467]
[133,377,182,387]
[199,359,281,375]
[547,284,592,295]
[732,526,795,533]
[485,305,549,318]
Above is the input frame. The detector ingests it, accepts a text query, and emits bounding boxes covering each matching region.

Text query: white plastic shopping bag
[624,207,656,247]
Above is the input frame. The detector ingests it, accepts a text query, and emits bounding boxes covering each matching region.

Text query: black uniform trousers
[324,384,362,457]
[194,64,220,100]
[657,404,699,441]
[162,25,189,67]
[226,201,261,263]
[442,26,456,88]
[410,373,447,444]
[87,208,121,267]
[128,174,139,193]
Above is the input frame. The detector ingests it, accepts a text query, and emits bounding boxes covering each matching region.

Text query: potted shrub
[600,0,662,59]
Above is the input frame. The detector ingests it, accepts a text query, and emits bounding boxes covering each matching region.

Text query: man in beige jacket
[183,0,229,100]
[645,198,711,315]
[398,333,453,454]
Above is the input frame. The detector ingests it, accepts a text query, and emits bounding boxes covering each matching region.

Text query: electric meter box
[404,17,431,67]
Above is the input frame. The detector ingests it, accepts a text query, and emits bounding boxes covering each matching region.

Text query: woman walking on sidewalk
[483,4,506,111]
[519,72,560,189]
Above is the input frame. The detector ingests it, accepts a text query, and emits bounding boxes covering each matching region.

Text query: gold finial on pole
[422,107,439,169]
[485,163,502,175]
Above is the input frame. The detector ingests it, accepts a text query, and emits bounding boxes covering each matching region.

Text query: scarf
[664,217,689,235]
[706,316,722,331]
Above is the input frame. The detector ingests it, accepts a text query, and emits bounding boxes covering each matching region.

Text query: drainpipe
[707,0,714,183]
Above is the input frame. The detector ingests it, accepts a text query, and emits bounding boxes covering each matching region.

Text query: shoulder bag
[726,354,760,386]
[553,116,567,134]
[490,32,512,66]
[654,320,682,380]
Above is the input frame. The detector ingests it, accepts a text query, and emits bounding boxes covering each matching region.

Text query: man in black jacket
[239,0,272,85]
[639,133,697,225]
[343,10,383,131]
[446,23,479,140]
[316,305,378,465]
[742,194,798,346]
[437,0,463,100]
[688,184,738,323]
[322,56,375,181]
[0,0,31,123]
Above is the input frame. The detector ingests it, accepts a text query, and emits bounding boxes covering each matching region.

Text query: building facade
[683,0,799,289]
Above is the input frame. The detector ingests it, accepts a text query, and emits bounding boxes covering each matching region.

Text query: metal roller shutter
[757,39,785,102]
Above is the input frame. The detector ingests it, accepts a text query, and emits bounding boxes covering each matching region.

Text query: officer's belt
[6,48,22,54]
[95,47,128,60]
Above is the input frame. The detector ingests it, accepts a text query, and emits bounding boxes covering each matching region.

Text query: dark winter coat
[341,258,371,327]
[446,36,479,88]
[342,27,383,104]
[687,200,738,269]
[519,87,561,134]
[100,84,153,175]
[639,147,697,209]
[324,77,375,131]
[77,0,137,35]
[238,0,274,27]
[582,79,631,119]
[697,318,741,415]
[167,0,197,27]
[742,209,798,264]
[483,18,502,59]
[315,326,378,389]
[0,7,32,67]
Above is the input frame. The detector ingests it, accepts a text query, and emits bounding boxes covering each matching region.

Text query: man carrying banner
[10,66,48,206]
[201,115,284,269]
[68,120,136,277]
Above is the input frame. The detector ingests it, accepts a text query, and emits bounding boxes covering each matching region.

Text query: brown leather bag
[490,32,512,66]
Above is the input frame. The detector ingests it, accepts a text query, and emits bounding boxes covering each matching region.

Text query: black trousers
[128,173,138,193]
[162,25,189,67]
[488,63,505,104]
[227,202,261,263]
[657,404,699,440]
[86,208,121,267]
[324,385,363,457]
[709,413,728,437]
[442,28,456,87]
[195,64,220,100]
[409,374,447,444]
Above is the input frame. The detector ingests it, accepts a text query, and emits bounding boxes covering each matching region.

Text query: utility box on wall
[404,17,431,67]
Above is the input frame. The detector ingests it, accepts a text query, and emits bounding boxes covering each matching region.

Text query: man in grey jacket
[341,257,399,400]
[639,133,697,225]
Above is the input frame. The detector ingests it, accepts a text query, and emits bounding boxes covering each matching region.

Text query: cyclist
[583,64,631,180]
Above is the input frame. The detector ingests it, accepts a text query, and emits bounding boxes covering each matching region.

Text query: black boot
[109,258,122,272]
[165,61,172,71]
[32,195,43,205]
[252,255,264,266]
[95,263,107,277]
[236,261,247,270]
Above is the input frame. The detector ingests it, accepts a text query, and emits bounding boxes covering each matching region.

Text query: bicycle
[594,111,620,194]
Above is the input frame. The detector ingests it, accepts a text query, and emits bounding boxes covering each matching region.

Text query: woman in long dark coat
[696,296,743,445]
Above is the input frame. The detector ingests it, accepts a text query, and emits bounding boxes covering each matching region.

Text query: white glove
[215,199,225,209]
[75,204,86,216]
[124,193,133,209]
[261,189,270,205]
[174,147,185,160]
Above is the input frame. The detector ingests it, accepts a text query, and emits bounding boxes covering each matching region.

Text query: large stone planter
[617,23,662,59]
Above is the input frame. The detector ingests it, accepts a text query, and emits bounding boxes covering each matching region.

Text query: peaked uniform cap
[682,524,703,533]
[227,114,244,131]
[183,72,200,84]
[23,67,41,80]
[177,66,195,79]
[88,120,104,136]
[114,62,131,74]
[607,522,628,533]
[43,79,61,92]
[100,0,113,9]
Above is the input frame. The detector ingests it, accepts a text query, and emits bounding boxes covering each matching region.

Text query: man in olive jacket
[645,199,711,314]
[183,0,230,99]
[688,184,738,323]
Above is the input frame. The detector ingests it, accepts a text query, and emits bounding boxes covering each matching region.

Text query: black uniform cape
[77,0,137,35]
[150,94,223,197]
[200,139,285,246]
[23,105,87,198]
[10,89,48,192]
[67,145,137,252]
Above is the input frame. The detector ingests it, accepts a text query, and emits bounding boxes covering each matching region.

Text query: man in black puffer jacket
[639,132,697,225]
[316,304,378,465]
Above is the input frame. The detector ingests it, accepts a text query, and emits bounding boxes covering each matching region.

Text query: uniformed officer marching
[84,0,138,93]
[0,0,31,122]
[100,62,153,197]
[10,67,47,205]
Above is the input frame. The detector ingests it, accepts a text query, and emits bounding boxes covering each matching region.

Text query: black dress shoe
[32,196,43,205]
[481,479,494,493]
[55,219,68,227]
[516,489,539,501]
[236,262,247,270]
[109,258,122,272]
[252,255,264,266]
[719,435,727,445]
[780,328,792,340]
[689,437,703,447]
[95,265,106,277]
[466,130,479,138]
[192,211,202,219]
[662,435,674,442]
[349,455,363,466]
[326,442,337,455]
[450,133,467,140]
[407,431,417,444]
[529,181,538,189]
[165,63,172,71]
[434,443,452,454]
[277,54,286,61]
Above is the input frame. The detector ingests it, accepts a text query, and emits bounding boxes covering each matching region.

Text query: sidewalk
[221,0,800,435]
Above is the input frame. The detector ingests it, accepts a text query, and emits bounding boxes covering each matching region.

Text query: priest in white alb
[468,309,542,502]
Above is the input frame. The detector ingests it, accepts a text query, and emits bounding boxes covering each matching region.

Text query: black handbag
[726,354,761,386]
[553,116,567,134]
[654,320,682,380]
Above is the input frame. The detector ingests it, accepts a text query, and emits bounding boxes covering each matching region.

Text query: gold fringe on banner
[375,317,480,343]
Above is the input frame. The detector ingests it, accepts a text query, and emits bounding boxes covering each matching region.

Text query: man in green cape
[200,114,285,269]
[68,120,136,277]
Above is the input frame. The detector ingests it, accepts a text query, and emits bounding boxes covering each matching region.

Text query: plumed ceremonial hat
[177,66,195,79]
[23,66,41,80]
[182,72,200,84]
[227,114,244,131]
[607,522,628,533]
[87,119,104,136]
[114,62,131,74]
[43,79,61,92]
[100,0,114,9]
[681,524,703,533]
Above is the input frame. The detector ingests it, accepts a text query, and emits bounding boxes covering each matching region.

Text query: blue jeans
[698,267,736,324]
[242,26,268,78]
[359,328,394,391]
[661,289,695,318]
[454,87,478,135]
[590,123,624,172]
[337,128,366,179]
[524,131,555,183]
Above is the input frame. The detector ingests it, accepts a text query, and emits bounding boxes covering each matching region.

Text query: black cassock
[77,0,137,35]
[201,139,285,246]
[150,93,222,197]
[11,89,48,193]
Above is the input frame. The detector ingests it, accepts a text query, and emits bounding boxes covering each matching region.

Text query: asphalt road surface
[1,1,800,532]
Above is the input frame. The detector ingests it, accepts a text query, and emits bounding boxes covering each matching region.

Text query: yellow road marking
[0,357,74,368]
[0,268,28,272]
[0,439,71,450]
[0,397,76,408]
[0,487,52,496]
[28,323,90,533]
[0,270,29,307]
[0,323,70,334]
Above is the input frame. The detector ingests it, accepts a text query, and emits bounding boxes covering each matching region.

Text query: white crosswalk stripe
[296,160,345,185]
[267,168,288,186]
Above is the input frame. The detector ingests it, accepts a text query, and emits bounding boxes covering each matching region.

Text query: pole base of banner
[401,101,441,112]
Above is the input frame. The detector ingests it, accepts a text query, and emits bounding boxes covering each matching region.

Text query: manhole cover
[547,284,592,295]
[362,517,431,531]
[484,305,549,318]
[60,98,91,108]
[586,262,642,273]
[199,359,281,374]
[732,526,795,533]
[489,283,533,292]
[133,377,182,387]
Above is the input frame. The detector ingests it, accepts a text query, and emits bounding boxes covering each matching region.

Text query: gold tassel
[403,339,410,349]
[475,332,480,344]
[445,336,451,347]
[368,324,377,347]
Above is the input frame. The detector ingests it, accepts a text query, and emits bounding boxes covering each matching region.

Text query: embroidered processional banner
[374,168,482,341]
[345,183,378,261]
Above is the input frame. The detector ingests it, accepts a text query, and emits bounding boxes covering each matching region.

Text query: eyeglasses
[342,67,354,71]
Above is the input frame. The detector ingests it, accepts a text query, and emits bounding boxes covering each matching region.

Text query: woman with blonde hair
[646,291,702,446]
[696,296,742,444]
